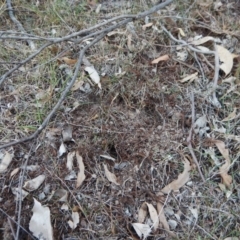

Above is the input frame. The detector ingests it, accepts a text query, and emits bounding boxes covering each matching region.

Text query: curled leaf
[158,158,191,195]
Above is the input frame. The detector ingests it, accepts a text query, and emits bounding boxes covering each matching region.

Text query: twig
[187,92,205,182]
[161,25,220,107]
[0,0,173,149]
[0,208,34,239]
[15,144,35,240]
[0,0,173,85]
[6,0,35,50]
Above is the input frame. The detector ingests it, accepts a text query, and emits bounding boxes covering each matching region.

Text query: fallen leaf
[103,164,120,185]
[222,108,237,121]
[138,202,148,223]
[151,54,169,64]
[190,36,215,45]
[76,151,86,188]
[157,202,170,232]
[132,223,151,240]
[71,78,84,91]
[29,198,53,240]
[178,28,185,36]
[60,57,77,65]
[85,66,101,89]
[197,0,213,7]
[61,203,69,211]
[0,151,13,173]
[216,45,234,75]
[214,140,232,187]
[158,158,192,194]
[68,211,80,230]
[10,168,20,178]
[67,151,75,171]
[142,22,153,31]
[58,142,67,157]
[146,203,159,231]
[11,187,29,201]
[23,175,45,192]
[179,72,198,83]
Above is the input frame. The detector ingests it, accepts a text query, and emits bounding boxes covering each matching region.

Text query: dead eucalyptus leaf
[178,28,185,36]
[146,203,159,231]
[142,22,153,31]
[216,45,234,75]
[138,202,148,223]
[85,66,101,89]
[222,108,237,121]
[29,198,53,240]
[151,54,169,64]
[214,140,232,187]
[132,223,151,240]
[157,202,176,237]
[190,36,215,45]
[179,72,198,83]
[103,164,120,185]
[23,175,45,192]
[66,151,75,171]
[76,152,86,188]
[68,211,80,230]
[158,158,191,194]
[10,168,20,178]
[60,57,77,65]
[0,151,13,173]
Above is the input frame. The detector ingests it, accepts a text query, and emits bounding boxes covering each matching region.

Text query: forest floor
[0,0,240,239]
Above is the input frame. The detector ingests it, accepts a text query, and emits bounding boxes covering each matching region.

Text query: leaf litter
[1,0,240,239]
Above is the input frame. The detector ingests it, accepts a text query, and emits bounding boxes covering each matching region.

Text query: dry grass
[0,0,240,239]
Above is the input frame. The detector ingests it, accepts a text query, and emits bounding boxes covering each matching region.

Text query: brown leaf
[214,140,232,187]
[59,57,78,65]
[76,152,86,188]
[157,158,191,195]
[146,203,159,231]
[103,164,120,185]
[222,108,237,122]
[142,22,153,31]
[157,202,176,237]
[151,54,169,64]
[138,202,148,223]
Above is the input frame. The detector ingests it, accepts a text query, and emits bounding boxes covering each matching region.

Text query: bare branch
[6,0,36,50]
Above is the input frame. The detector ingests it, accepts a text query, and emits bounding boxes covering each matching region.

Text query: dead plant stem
[187,92,205,182]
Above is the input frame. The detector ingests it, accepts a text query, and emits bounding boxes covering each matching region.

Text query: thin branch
[0,208,34,239]
[161,25,220,107]
[0,0,173,85]
[187,92,205,182]
[6,0,36,50]
[0,1,173,149]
